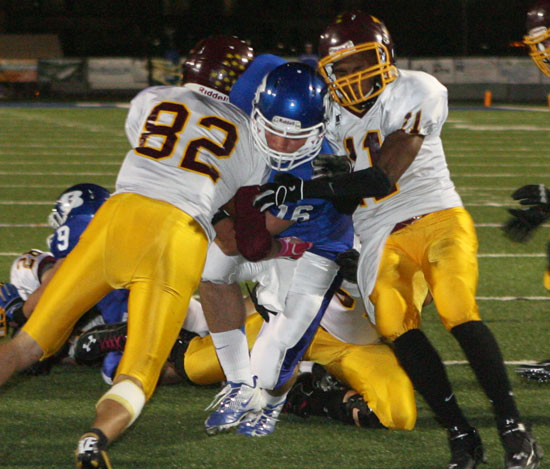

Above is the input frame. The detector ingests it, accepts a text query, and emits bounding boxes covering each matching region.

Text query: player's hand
[275,237,313,260]
[311,154,352,179]
[336,248,359,283]
[512,184,550,208]
[253,173,304,212]
[0,282,25,326]
[502,207,550,243]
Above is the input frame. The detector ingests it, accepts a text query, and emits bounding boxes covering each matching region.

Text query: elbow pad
[235,186,273,262]
[303,166,391,200]
[331,166,392,199]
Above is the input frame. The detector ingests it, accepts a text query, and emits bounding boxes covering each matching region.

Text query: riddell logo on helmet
[273,115,301,130]
[198,87,229,102]
[329,40,355,55]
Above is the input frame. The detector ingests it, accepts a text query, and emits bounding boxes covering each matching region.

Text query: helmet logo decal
[329,40,355,55]
[59,190,85,213]
[272,115,302,130]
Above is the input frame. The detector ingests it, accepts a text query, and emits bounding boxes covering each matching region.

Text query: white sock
[262,390,287,407]
[210,328,253,386]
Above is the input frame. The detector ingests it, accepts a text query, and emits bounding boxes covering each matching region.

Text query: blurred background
[0,0,547,102]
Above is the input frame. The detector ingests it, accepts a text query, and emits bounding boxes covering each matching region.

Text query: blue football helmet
[251,62,328,171]
[48,183,110,229]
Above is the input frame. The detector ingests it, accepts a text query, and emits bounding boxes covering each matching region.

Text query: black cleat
[500,420,543,469]
[74,322,127,364]
[75,432,112,469]
[447,426,487,469]
[515,360,550,383]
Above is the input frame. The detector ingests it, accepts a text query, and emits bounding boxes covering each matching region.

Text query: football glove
[245,283,278,323]
[502,206,550,243]
[335,249,360,283]
[253,173,304,212]
[0,282,26,328]
[311,154,352,180]
[512,184,550,208]
[275,236,313,260]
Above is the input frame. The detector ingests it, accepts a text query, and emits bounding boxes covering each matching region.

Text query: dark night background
[0,0,536,59]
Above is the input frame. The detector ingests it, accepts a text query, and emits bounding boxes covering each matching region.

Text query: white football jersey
[319,280,380,346]
[116,84,270,241]
[10,249,55,300]
[326,70,463,315]
[326,69,462,230]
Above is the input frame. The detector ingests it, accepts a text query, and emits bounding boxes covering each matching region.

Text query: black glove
[512,184,550,208]
[502,206,550,243]
[311,154,352,179]
[253,173,304,212]
[245,283,278,323]
[336,248,360,283]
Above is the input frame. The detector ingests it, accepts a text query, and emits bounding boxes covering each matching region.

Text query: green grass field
[0,104,550,468]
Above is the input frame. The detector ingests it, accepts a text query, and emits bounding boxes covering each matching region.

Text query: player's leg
[182,313,264,385]
[425,207,542,468]
[199,243,264,434]
[241,256,340,437]
[369,221,484,469]
[314,334,417,431]
[76,194,208,467]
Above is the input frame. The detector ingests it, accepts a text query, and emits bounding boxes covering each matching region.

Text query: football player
[0,34,274,469]
[504,0,550,385]
[0,184,131,379]
[254,11,542,469]
[200,62,358,437]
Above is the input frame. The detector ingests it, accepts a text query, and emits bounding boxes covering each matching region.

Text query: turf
[0,104,549,468]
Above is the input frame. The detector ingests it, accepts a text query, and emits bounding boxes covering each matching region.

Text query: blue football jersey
[268,143,354,260]
[48,214,93,259]
[48,214,128,324]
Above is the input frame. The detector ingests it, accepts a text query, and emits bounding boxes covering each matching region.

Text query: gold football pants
[184,313,416,430]
[371,207,482,341]
[24,193,208,398]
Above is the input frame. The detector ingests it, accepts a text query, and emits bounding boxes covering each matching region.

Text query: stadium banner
[497,57,542,84]
[0,59,38,82]
[410,58,455,84]
[449,58,500,84]
[87,58,149,90]
[37,58,86,84]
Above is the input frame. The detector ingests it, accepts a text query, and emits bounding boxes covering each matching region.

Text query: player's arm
[253,130,423,211]
[376,130,424,186]
[234,186,311,261]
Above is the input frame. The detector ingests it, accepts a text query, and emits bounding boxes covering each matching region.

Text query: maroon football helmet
[524,0,550,76]
[318,11,398,110]
[181,35,255,95]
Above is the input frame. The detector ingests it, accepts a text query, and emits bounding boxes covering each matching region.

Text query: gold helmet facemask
[524,26,550,76]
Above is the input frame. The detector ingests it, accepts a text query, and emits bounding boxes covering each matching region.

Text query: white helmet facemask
[251,107,326,171]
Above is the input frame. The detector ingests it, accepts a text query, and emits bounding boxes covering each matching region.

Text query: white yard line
[444,360,542,365]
